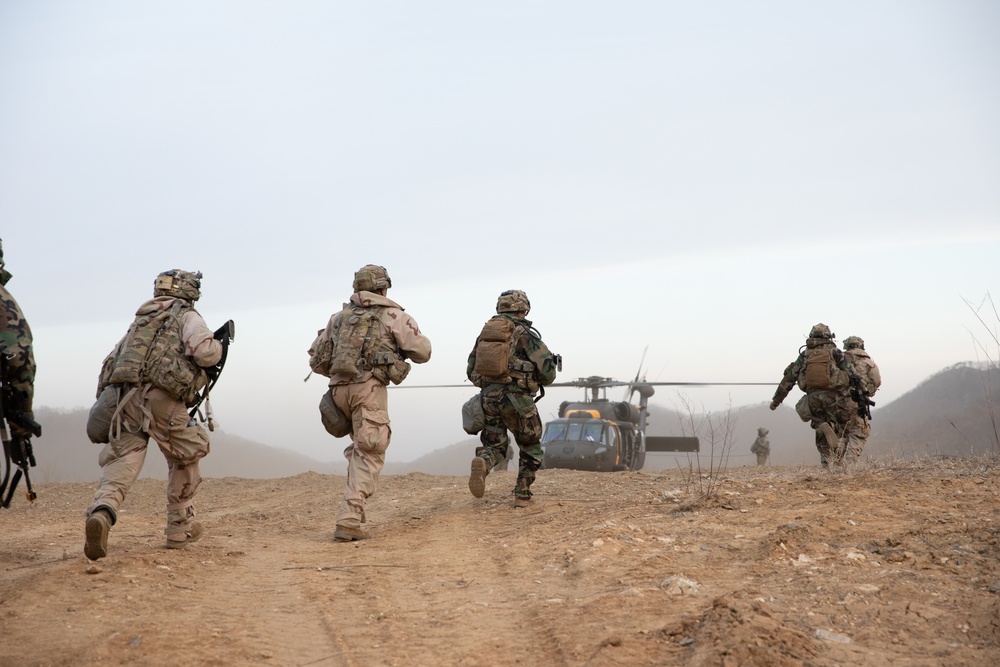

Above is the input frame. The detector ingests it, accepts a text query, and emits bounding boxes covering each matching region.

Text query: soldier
[308,265,431,542]
[466,290,559,507]
[842,336,881,462]
[0,239,38,495]
[769,323,854,468]
[750,427,770,466]
[84,270,226,560]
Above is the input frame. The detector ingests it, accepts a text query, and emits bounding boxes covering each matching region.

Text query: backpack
[800,346,848,392]
[473,317,517,383]
[102,300,206,404]
[328,305,385,377]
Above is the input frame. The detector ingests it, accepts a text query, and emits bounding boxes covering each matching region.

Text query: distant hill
[866,363,999,458]
[21,363,1000,482]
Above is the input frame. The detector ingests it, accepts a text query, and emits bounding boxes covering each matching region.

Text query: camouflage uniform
[770,324,854,467]
[0,240,35,440]
[466,290,559,505]
[85,270,223,559]
[843,336,881,463]
[309,265,431,541]
[750,427,770,466]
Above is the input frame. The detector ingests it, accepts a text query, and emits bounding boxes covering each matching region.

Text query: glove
[769,400,779,411]
[213,320,235,343]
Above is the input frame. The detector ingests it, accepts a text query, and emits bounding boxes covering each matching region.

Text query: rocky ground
[1,455,998,666]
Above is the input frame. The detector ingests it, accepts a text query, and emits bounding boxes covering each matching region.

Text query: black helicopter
[538,370,775,472]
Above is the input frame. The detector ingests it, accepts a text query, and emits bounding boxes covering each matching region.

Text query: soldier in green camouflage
[0,239,36,441]
[770,323,854,467]
[466,290,559,507]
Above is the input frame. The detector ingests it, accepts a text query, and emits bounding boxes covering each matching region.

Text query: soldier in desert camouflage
[85,270,225,559]
[842,336,881,463]
[750,427,770,466]
[308,265,431,542]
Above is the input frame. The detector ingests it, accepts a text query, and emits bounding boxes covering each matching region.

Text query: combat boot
[334,525,368,542]
[165,522,205,549]
[513,496,535,508]
[817,423,840,460]
[84,509,113,561]
[468,457,488,498]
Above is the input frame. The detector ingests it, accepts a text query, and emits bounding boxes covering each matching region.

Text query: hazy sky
[2,1,998,463]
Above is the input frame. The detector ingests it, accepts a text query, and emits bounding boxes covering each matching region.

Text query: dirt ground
[1,455,998,667]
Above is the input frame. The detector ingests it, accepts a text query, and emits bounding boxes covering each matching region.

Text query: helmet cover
[496,289,530,315]
[153,269,202,301]
[352,264,392,293]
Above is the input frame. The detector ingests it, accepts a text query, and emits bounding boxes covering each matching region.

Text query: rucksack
[801,346,848,392]
[473,317,517,383]
[327,305,386,377]
[101,300,206,404]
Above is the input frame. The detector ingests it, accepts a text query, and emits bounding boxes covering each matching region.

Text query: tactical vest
[798,345,848,392]
[100,300,207,405]
[325,305,410,385]
[472,316,537,390]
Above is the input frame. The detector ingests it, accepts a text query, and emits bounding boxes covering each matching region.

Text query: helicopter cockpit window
[582,423,604,442]
[566,422,584,441]
[542,422,568,444]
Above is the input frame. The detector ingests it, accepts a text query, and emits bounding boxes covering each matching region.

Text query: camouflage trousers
[88,386,209,539]
[843,414,870,463]
[476,386,543,499]
[806,391,855,466]
[755,452,769,466]
[330,379,390,529]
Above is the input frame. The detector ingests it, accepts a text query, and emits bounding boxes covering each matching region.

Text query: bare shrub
[673,394,737,502]
[962,291,999,453]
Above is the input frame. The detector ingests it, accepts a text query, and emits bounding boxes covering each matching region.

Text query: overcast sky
[2,1,998,463]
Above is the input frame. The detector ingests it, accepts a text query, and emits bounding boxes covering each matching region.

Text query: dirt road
[1,457,998,666]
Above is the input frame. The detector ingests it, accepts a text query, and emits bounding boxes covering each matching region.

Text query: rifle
[188,320,235,429]
[0,350,41,508]
[848,372,875,421]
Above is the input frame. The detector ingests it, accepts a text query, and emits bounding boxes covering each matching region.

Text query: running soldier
[770,323,854,467]
[308,265,431,542]
[466,290,559,507]
[842,336,881,462]
[84,270,227,559]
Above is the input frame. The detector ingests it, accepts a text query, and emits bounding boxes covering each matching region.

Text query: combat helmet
[496,289,530,315]
[843,336,865,350]
[153,269,202,301]
[757,427,768,436]
[808,323,834,340]
[353,264,391,293]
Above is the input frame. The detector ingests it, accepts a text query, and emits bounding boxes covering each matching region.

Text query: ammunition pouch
[794,394,812,422]
[369,350,411,385]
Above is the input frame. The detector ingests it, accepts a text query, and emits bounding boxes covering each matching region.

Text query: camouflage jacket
[310,291,431,386]
[845,348,881,397]
[466,314,558,393]
[772,338,850,406]
[750,435,770,455]
[0,284,36,434]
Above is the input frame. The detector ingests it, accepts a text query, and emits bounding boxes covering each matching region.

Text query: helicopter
[539,375,775,472]
[395,351,771,473]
